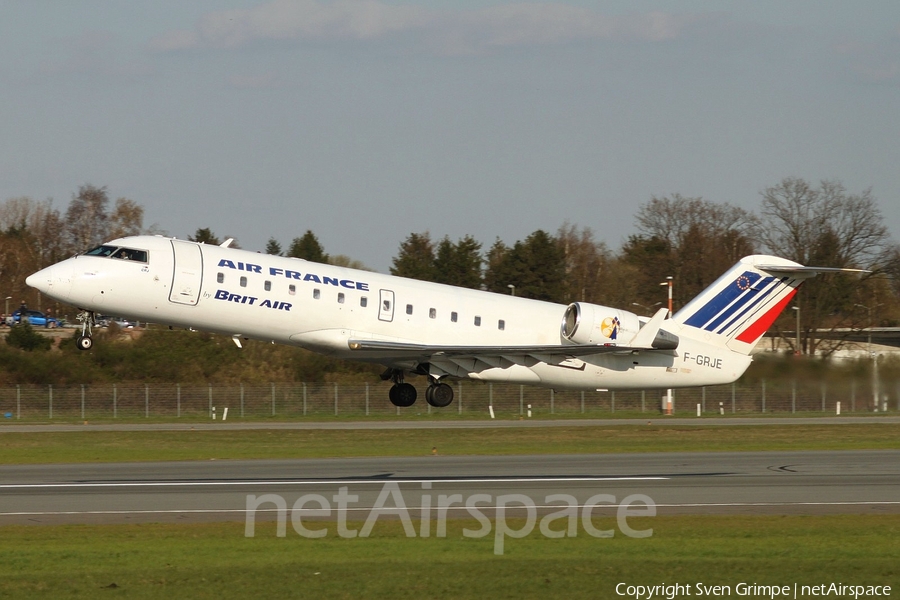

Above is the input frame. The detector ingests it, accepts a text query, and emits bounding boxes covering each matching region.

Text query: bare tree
[625,194,756,310]
[557,223,615,304]
[65,184,110,252]
[756,178,892,355]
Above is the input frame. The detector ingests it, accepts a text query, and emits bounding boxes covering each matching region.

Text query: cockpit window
[83,245,148,263]
[112,248,148,262]
[85,245,118,257]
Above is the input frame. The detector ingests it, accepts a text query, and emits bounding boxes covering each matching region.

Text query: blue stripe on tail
[682,271,763,332]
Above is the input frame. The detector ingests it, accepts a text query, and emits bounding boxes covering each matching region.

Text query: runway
[2,450,898,525]
[2,415,899,433]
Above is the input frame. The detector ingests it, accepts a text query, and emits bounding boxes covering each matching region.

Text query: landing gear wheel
[76,335,93,351]
[389,382,418,408]
[425,383,454,408]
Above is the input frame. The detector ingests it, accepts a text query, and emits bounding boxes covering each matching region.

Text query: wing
[347,339,673,363]
[348,306,679,365]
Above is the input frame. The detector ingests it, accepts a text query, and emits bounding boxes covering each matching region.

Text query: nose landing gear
[75,311,95,351]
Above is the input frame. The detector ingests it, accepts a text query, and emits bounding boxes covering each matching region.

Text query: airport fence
[0,378,898,421]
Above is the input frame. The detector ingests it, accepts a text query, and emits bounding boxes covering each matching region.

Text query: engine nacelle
[560,302,641,345]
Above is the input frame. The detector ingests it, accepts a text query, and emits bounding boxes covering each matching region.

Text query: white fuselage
[27,236,751,391]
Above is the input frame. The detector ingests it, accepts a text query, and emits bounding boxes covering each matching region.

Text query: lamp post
[659,276,673,317]
[856,303,881,411]
[659,276,674,415]
[631,301,662,314]
[792,305,800,355]
[507,284,515,297]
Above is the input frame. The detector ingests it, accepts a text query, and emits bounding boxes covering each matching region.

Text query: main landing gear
[383,369,455,408]
[75,310,95,351]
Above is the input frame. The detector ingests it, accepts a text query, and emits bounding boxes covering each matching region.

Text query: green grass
[0,515,896,599]
[1,423,899,464]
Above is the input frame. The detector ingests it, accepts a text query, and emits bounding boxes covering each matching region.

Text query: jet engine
[560,302,640,345]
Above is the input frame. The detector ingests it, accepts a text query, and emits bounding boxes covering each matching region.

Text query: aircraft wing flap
[347,339,669,360]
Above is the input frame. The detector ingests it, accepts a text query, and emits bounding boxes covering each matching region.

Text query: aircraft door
[378,289,395,322]
[169,240,204,305]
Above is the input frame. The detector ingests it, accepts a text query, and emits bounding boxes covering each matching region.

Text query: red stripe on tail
[735,288,798,344]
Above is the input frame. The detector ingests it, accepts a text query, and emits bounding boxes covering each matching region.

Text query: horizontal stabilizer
[755,264,869,277]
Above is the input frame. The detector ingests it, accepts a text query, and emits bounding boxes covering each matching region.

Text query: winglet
[627,307,679,350]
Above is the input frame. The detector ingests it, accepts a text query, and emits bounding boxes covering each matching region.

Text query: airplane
[25,235,859,408]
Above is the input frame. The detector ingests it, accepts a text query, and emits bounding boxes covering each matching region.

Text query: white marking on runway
[0,476,669,490]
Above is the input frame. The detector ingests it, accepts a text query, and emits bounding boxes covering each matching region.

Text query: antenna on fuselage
[220,238,235,248]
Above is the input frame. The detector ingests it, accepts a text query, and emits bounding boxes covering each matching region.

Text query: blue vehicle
[9,309,59,328]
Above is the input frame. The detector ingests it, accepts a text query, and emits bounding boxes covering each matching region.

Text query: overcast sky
[2,1,898,272]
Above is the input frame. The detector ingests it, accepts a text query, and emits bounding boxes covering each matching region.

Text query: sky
[1,1,899,273]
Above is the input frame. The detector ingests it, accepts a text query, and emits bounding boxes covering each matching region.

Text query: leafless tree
[625,194,757,310]
[65,184,110,253]
[756,178,892,355]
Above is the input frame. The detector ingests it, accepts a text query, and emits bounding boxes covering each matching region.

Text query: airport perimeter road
[1,450,898,525]
[2,415,899,432]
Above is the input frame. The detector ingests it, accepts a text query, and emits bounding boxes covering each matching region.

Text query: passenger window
[474,316,481,326]
[451,312,458,323]
[429,308,436,319]
[264,281,271,292]
[360,297,368,308]
[240,276,247,287]
[217,273,224,284]
[383,300,391,311]
[313,289,320,300]
[289,284,296,295]
[498,320,505,330]
[406,304,413,315]
[338,293,345,304]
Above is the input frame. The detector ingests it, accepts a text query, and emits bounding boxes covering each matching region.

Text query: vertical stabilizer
[671,255,809,355]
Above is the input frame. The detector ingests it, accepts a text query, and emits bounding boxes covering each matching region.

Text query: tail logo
[682,270,792,339]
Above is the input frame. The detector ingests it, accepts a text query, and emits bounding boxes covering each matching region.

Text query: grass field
[3,422,897,597]
[1,423,899,464]
[1,515,896,599]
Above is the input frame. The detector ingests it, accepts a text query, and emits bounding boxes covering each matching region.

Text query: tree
[433,235,483,290]
[390,232,437,281]
[107,197,144,240]
[0,197,65,310]
[288,230,328,263]
[556,223,617,304]
[328,255,371,271]
[755,178,891,355]
[484,230,566,302]
[189,228,220,245]
[6,322,52,352]
[65,184,110,252]
[265,238,283,256]
[624,194,756,311]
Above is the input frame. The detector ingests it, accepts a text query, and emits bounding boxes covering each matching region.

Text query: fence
[1,378,898,421]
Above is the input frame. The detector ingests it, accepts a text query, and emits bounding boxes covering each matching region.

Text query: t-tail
[670,255,863,356]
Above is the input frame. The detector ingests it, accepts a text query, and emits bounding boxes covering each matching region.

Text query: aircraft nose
[26,267,54,293]
[26,265,70,300]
